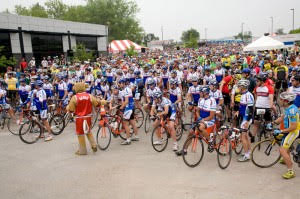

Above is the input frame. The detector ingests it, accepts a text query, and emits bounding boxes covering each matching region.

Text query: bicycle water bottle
[209,133,214,143]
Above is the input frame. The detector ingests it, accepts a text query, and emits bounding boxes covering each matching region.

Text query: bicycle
[182,121,232,169]
[151,115,183,152]
[251,130,300,168]
[219,126,245,155]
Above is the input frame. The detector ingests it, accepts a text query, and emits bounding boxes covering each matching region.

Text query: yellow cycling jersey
[234,88,241,102]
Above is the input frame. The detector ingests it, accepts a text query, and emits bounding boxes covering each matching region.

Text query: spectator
[20,58,27,72]
[41,57,48,68]
[28,57,36,69]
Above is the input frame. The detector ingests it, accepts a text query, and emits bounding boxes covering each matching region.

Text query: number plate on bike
[256,109,266,115]
[135,93,140,100]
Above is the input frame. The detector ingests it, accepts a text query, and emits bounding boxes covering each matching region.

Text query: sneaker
[121,139,131,145]
[279,157,286,165]
[92,146,97,152]
[131,135,139,141]
[44,135,53,142]
[173,143,179,151]
[176,149,187,156]
[238,155,250,162]
[282,170,295,179]
[153,140,163,145]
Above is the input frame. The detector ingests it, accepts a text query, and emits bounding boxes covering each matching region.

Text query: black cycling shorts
[254,108,272,122]
[275,80,288,90]
[223,93,230,105]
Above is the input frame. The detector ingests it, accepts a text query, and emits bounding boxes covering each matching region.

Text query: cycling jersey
[18,85,31,103]
[288,86,300,108]
[209,90,223,105]
[283,104,300,132]
[35,89,47,111]
[188,85,201,104]
[106,72,114,83]
[231,85,241,103]
[0,89,7,104]
[161,72,169,88]
[203,74,216,85]
[275,65,288,81]
[215,68,225,83]
[146,87,161,102]
[198,97,216,122]
[154,97,176,120]
[57,81,67,99]
[142,72,151,84]
[169,87,181,104]
[120,86,134,109]
[254,84,274,108]
[239,91,254,120]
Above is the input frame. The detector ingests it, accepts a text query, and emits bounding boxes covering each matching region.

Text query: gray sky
[1,0,300,40]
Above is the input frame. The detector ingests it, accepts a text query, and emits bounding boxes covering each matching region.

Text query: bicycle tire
[151,126,169,152]
[144,114,151,133]
[91,108,99,129]
[251,139,281,168]
[49,114,65,135]
[134,108,144,128]
[96,125,112,150]
[182,136,204,168]
[19,121,42,144]
[217,137,232,169]
[7,118,19,135]
[234,137,243,155]
[176,119,183,141]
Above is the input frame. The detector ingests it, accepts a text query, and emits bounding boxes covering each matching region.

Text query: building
[148,40,174,50]
[0,13,108,64]
[271,34,300,47]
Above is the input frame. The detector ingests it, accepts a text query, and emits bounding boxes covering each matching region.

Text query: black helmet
[293,74,300,82]
[257,73,268,82]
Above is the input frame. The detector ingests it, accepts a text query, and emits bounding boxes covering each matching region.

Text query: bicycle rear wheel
[151,126,169,152]
[176,119,183,141]
[251,139,281,168]
[7,117,20,135]
[49,114,65,135]
[19,121,42,144]
[234,137,243,155]
[134,108,144,128]
[91,108,99,129]
[217,137,232,169]
[182,136,204,167]
[96,125,112,150]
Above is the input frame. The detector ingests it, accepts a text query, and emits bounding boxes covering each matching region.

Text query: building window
[0,33,12,58]
[76,36,97,52]
[31,34,63,64]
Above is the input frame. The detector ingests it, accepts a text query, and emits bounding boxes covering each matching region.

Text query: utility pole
[161,26,164,41]
[291,8,295,31]
[241,23,244,41]
[205,28,207,41]
[270,16,273,35]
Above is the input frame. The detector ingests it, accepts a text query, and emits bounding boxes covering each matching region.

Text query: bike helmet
[134,70,141,76]
[191,76,198,82]
[257,73,268,82]
[118,78,126,84]
[100,77,107,83]
[171,70,177,75]
[35,80,43,87]
[19,78,26,83]
[234,69,242,74]
[147,78,155,85]
[43,75,49,80]
[96,71,102,76]
[237,79,250,88]
[162,66,168,71]
[293,75,300,82]
[153,90,163,99]
[202,86,210,94]
[280,92,296,102]
[111,85,119,90]
[242,68,251,74]
[234,74,242,80]
[210,80,219,87]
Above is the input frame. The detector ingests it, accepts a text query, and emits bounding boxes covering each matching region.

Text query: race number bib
[256,109,266,115]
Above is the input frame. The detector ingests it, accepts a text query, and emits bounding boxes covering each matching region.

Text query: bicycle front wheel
[251,139,281,168]
[151,126,169,152]
[144,114,152,134]
[7,117,20,135]
[96,125,112,150]
[49,114,65,135]
[19,121,42,144]
[217,137,232,169]
[182,136,204,168]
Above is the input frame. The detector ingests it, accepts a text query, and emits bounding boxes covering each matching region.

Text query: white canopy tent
[243,36,287,51]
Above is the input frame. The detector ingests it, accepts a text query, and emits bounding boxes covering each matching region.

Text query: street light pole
[205,28,207,41]
[161,26,164,41]
[241,23,244,41]
[270,16,273,35]
[291,8,295,31]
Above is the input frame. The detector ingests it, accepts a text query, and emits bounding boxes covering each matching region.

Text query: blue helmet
[118,78,126,84]
[35,80,43,87]
[242,68,251,74]
[134,70,141,76]
[202,86,210,94]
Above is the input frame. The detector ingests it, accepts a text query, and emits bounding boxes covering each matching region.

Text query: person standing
[66,82,101,155]
[20,58,27,72]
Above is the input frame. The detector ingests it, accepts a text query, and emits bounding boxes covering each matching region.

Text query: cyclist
[119,79,139,145]
[273,92,300,179]
[187,76,201,120]
[203,68,216,85]
[236,80,254,162]
[241,68,256,93]
[231,74,242,127]
[274,59,289,94]
[169,79,182,111]
[209,80,223,125]
[151,90,178,151]
[287,75,300,109]
[143,78,160,113]
[0,78,16,122]
[252,73,274,139]
[34,80,53,141]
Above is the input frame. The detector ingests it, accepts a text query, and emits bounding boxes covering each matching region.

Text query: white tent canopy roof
[243,36,287,51]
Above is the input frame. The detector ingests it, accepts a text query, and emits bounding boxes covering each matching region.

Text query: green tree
[289,28,300,34]
[144,33,159,45]
[45,0,67,19]
[234,31,252,42]
[15,3,48,18]
[0,46,17,70]
[73,44,94,62]
[125,45,137,57]
[181,28,200,43]
[276,28,285,35]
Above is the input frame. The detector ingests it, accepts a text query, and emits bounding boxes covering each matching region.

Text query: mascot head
[74,82,87,93]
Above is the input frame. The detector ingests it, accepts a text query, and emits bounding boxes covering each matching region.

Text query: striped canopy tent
[109,40,142,53]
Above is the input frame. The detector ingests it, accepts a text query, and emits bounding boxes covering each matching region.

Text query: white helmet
[280,92,296,102]
[237,79,250,88]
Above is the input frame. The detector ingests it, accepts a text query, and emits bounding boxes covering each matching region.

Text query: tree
[73,44,94,62]
[45,0,67,19]
[181,28,200,43]
[289,28,300,34]
[276,28,285,35]
[0,46,17,71]
[234,31,252,42]
[125,45,137,57]
[14,0,144,44]
[144,33,159,45]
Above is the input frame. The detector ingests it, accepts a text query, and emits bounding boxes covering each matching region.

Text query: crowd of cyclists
[1,43,300,179]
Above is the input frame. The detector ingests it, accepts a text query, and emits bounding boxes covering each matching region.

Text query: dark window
[0,32,12,58]
[31,34,63,65]
[76,36,97,52]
